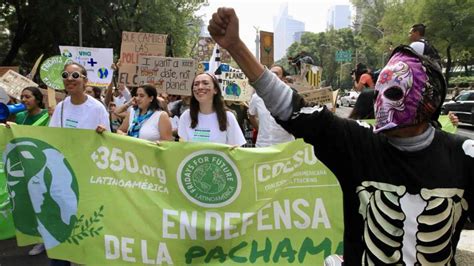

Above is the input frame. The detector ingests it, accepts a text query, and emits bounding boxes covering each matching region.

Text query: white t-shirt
[249,93,294,147]
[409,40,425,55]
[178,110,246,146]
[128,108,163,141]
[49,95,111,130]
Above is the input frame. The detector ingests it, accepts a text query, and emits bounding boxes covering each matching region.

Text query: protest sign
[221,71,253,102]
[0,67,20,77]
[119,31,167,87]
[195,37,232,64]
[137,56,196,96]
[0,70,38,100]
[299,87,334,108]
[259,31,274,67]
[40,56,73,90]
[59,46,114,87]
[1,125,344,265]
[301,63,322,88]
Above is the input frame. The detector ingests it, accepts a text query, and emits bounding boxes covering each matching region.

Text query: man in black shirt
[209,8,473,265]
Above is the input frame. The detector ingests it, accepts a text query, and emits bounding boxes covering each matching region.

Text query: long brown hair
[190,73,227,131]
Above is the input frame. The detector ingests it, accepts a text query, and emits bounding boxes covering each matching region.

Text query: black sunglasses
[61,71,85,80]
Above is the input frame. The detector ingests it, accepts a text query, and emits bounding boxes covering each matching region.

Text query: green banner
[1,125,343,265]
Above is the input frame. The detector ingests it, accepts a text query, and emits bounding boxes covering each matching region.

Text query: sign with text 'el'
[119,31,167,87]
[137,56,196,96]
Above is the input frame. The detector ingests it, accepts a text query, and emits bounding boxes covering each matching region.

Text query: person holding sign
[49,62,110,131]
[116,84,173,142]
[208,8,473,265]
[178,73,246,145]
[14,87,50,126]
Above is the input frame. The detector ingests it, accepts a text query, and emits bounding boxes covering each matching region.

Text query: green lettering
[249,238,272,263]
[272,238,296,263]
[298,237,332,263]
[204,246,227,263]
[185,246,206,264]
[229,241,248,263]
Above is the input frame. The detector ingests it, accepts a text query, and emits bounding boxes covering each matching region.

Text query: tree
[0,0,206,73]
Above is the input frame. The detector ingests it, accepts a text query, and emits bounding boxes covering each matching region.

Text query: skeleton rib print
[357,181,468,265]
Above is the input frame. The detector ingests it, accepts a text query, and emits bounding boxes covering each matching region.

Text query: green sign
[335,50,352,62]
[40,56,72,90]
[1,125,344,265]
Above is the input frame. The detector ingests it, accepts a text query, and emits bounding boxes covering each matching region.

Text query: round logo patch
[177,150,241,208]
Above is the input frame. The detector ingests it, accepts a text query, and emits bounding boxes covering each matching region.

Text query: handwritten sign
[137,56,196,96]
[119,31,167,86]
[0,67,20,77]
[299,87,334,108]
[0,70,38,100]
[221,71,253,102]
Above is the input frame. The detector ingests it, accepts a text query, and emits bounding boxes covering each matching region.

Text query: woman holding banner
[178,73,246,145]
[116,84,173,141]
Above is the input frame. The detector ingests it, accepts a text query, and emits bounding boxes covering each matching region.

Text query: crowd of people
[0,7,471,266]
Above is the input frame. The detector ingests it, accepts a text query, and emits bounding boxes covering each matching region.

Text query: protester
[209,8,473,265]
[116,84,172,142]
[408,23,442,67]
[49,62,110,132]
[178,73,246,145]
[14,87,50,126]
[85,86,103,103]
[248,65,294,147]
[47,62,108,265]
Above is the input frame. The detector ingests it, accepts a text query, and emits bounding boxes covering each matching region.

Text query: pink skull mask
[374,52,428,133]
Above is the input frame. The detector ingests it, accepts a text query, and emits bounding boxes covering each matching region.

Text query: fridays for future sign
[59,46,114,87]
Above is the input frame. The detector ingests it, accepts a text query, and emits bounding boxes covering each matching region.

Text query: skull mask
[374,50,429,133]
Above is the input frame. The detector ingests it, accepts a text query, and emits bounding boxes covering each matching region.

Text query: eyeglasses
[61,71,85,80]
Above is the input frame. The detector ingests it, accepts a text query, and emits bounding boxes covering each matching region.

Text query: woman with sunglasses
[117,84,173,141]
[49,62,110,131]
[178,73,246,145]
[14,86,49,126]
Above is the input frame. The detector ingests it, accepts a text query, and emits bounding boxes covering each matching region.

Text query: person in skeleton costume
[208,8,473,265]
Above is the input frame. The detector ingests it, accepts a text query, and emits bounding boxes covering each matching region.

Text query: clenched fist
[208,8,241,51]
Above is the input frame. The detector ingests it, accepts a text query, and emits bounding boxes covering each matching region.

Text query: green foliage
[0,0,206,72]
[66,205,104,245]
[360,0,474,84]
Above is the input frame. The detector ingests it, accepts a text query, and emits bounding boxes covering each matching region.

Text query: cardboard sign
[301,63,322,88]
[137,56,196,96]
[119,31,167,86]
[259,31,274,67]
[40,56,73,90]
[59,46,114,87]
[299,87,334,108]
[0,67,20,77]
[221,71,253,102]
[0,70,38,100]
